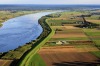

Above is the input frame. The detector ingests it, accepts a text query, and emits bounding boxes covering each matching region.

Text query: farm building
[56,41,63,45]
[56,41,70,45]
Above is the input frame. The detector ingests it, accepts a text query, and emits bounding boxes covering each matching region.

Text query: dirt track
[39,46,100,66]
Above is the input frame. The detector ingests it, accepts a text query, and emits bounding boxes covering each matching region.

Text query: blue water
[0,12,54,52]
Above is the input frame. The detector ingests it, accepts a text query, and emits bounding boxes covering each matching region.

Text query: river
[0,12,55,52]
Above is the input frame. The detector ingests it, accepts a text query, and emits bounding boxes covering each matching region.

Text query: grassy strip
[28,53,46,66]
[25,30,54,66]
[90,51,100,58]
[17,17,55,66]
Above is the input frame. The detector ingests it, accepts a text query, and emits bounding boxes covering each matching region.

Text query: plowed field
[39,46,100,66]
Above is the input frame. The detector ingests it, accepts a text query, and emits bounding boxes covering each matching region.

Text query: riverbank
[17,15,55,66]
[0,11,56,66]
[0,11,56,52]
[0,11,41,27]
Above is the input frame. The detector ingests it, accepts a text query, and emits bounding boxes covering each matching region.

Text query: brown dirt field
[0,60,5,65]
[66,29,83,32]
[52,33,87,38]
[51,26,67,30]
[87,20,100,22]
[0,59,13,66]
[87,20,100,24]
[39,46,100,66]
[76,47,99,52]
[52,26,80,30]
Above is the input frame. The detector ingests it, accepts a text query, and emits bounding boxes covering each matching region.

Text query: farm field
[39,10,100,66]
[83,28,100,46]
[51,26,89,40]
[0,59,13,66]
[39,46,100,66]
[0,9,100,66]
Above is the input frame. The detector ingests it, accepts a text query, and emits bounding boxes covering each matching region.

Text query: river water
[0,12,54,52]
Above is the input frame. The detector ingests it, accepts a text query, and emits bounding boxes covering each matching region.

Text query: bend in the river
[0,12,55,52]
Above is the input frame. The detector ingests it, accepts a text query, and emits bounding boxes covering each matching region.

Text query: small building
[56,41,70,45]
[56,41,63,45]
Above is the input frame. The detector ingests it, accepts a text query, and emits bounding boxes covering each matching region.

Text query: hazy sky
[0,0,100,4]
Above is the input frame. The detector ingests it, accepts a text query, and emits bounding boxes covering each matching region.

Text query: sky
[0,0,100,5]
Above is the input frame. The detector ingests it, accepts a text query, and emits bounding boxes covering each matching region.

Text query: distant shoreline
[0,4,100,5]
[0,5,100,10]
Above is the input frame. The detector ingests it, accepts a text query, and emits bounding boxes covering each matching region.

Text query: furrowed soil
[39,46,100,66]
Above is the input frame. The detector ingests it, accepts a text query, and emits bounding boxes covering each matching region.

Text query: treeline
[38,16,51,38]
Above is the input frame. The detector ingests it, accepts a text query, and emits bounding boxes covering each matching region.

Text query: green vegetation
[17,16,55,66]
[90,51,100,58]
[75,45,95,48]
[1,44,33,59]
[46,13,61,18]
[0,10,100,66]
[94,40,100,48]
[27,53,46,66]
[46,11,100,64]
[83,28,100,47]
[48,19,80,26]
[85,32,100,36]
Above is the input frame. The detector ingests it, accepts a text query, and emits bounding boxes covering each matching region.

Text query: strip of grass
[75,45,95,48]
[90,51,100,58]
[28,53,46,66]
[24,30,54,66]
[85,32,100,36]
[83,29,100,32]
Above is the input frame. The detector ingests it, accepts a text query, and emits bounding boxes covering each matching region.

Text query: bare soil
[39,46,100,66]
[0,59,13,66]
[52,33,87,38]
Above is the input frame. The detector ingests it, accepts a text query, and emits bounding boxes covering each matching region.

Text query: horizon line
[0,4,100,5]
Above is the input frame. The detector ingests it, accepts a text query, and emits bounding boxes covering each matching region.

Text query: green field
[27,53,46,66]
[90,51,100,58]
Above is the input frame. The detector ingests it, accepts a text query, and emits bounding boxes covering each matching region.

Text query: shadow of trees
[53,61,100,66]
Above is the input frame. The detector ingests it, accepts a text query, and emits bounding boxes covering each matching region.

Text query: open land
[0,9,100,66]
[39,10,100,66]
[39,46,100,66]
